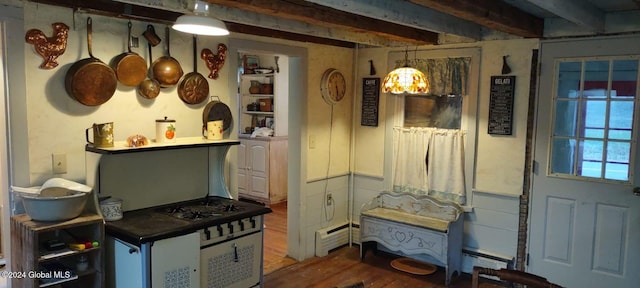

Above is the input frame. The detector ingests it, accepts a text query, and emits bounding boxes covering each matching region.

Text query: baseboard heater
[461,248,514,276]
[315,222,350,256]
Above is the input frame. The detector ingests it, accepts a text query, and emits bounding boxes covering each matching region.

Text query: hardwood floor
[263,201,297,275]
[264,246,484,288]
[262,202,499,287]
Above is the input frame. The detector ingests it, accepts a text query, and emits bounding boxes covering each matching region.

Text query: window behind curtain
[401,57,470,129]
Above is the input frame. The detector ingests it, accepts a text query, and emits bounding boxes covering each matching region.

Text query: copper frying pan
[151,26,183,87]
[111,21,147,87]
[178,35,209,104]
[65,17,117,106]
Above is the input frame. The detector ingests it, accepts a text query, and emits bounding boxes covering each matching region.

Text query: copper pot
[151,26,183,87]
[64,17,117,106]
[111,21,147,87]
[137,40,160,99]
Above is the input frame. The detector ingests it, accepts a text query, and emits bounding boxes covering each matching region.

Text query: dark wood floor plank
[264,246,484,288]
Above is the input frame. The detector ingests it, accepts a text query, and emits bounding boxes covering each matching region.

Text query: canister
[156,116,176,143]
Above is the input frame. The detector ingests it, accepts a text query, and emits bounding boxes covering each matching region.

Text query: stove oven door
[201,232,263,288]
[151,232,201,288]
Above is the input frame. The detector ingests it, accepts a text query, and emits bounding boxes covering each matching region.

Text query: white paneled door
[530,36,640,287]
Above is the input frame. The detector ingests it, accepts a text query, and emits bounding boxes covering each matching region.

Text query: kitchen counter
[104,197,271,246]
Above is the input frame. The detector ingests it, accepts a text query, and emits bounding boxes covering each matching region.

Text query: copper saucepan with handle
[151,26,183,87]
[111,21,148,87]
[65,17,117,106]
[137,30,161,99]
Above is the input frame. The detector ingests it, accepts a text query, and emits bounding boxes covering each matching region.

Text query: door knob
[634,187,640,196]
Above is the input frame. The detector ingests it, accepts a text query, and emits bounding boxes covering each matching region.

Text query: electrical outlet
[326,193,332,206]
[52,153,67,174]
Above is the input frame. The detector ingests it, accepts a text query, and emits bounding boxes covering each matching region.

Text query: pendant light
[172,1,229,36]
[381,49,429,94]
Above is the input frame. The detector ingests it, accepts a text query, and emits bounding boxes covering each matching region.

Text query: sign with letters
[488,76,516,135]
[361,78,380,127]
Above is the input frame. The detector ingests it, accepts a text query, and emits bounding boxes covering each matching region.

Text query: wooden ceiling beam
[525,0,604,33]
[226,23,355,48]
[205,0,439,45]
[408,0,543,38]
[28,0,362,47]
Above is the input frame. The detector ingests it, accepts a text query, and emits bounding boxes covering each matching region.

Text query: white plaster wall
[20,3,233,185]
[352,48,387,178]
[474,39,539,195]
[305,47,354,181]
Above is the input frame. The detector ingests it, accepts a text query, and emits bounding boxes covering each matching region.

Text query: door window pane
[581,100,606,138]
[557,62,581,99]
[549,57,638,182]
[609,101,634,140]
[554,100,578,137]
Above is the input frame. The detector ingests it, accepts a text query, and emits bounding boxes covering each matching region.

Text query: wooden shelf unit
[11,214,105,288]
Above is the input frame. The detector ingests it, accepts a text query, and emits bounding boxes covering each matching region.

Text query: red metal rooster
[201,43,228,79]
[25,22,69,69]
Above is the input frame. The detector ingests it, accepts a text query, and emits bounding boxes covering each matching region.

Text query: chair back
[471,267,564,288]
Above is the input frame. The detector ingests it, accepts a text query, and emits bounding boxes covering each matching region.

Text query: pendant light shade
[381,49,429,94]
[172,1,229,36]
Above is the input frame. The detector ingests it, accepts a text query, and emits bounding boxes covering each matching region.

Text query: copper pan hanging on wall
[64,17,117,106]
[151,26,183,87]
[111,21,147,87]
[178,35,209,104]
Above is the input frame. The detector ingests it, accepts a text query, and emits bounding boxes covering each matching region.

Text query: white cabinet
[237,137,287,206]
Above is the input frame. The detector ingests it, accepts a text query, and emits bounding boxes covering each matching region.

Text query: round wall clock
[320,68,346,105]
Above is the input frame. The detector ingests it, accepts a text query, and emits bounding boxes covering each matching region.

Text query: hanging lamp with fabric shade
[381,49,429,94]
[172,1,229,36]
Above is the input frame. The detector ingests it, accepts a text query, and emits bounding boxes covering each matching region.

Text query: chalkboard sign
[488,76,516,135]
[361,78,380,126]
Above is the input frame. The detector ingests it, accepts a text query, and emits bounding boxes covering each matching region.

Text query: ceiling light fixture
[172,1,229,36]
[381,49,429,94]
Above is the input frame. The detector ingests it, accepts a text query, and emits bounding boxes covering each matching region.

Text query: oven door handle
[233,243,239,262]
[117,238,140,254]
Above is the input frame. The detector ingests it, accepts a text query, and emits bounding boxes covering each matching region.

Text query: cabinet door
[237,142,248,196]
[248,141,269,199]
[114,238,143,288]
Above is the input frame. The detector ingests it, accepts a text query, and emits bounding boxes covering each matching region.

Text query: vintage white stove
[85,139,271,288]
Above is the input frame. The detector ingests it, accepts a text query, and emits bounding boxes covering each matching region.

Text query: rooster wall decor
[201,43,228,79]
[25,22,70,69]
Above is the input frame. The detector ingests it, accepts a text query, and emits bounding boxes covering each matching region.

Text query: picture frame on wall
[243,55,260,74]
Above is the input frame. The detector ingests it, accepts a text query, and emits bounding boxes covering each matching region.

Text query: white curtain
[392,127,466,204]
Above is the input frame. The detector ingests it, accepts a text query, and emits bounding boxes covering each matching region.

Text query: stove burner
[157,197,244,221]
[179,211,221,220]
[163,205,187,214]
[224,204,237,212]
